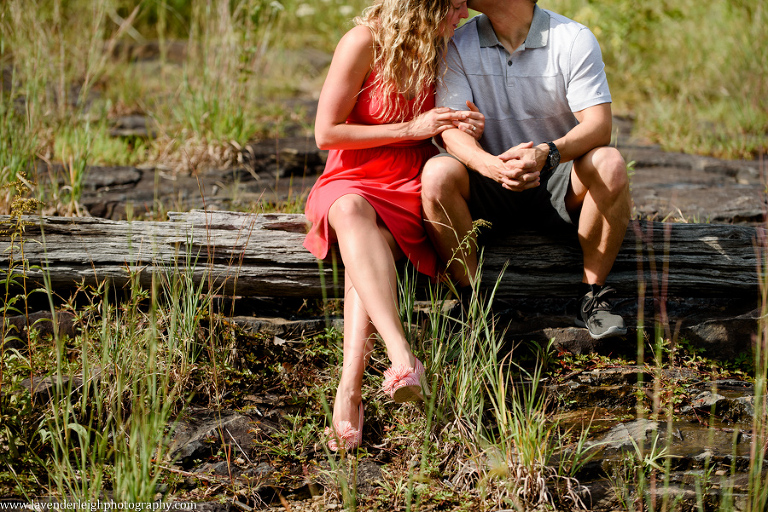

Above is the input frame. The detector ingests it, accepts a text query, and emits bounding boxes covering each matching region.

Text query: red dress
[303,70,439,278]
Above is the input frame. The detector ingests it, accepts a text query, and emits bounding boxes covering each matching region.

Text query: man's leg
[567,146,631,338]
[567,146,631,285]
[421,156,476,287]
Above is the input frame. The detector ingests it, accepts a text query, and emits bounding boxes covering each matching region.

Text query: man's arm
[537,102,612,166]
[500,102,613,171]
[443,127,540,192]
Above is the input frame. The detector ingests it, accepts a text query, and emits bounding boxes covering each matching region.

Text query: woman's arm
[315,25,474,151]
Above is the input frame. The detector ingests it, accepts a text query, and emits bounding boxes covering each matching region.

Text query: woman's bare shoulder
[336,24,375,54]
[328,24,375,76]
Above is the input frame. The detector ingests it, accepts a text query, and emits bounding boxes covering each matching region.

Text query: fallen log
[0,210,764,299]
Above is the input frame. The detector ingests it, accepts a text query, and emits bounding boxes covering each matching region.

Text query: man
[421,0,632,339]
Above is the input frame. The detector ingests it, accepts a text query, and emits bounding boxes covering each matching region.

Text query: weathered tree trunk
[0,211,763,299]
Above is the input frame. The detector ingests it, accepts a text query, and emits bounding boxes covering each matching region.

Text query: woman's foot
[326,400,364,451]
[382,357,426,403]
[326,384,364,451]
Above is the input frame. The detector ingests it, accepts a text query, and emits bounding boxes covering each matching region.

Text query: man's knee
[600,147,629,191]
[421,156,469,204]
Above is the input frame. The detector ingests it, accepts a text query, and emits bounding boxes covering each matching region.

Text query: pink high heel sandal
[325,401,364,451]
[382,357,426,403]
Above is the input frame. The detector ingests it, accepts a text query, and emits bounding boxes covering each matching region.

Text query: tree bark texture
[0,211,763,299]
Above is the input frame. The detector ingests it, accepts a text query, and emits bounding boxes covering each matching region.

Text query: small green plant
[607,430,674,510]
[0,105,39,215]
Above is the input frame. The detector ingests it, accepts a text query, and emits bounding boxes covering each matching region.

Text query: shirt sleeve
[566,27,612,112]
[436,39,474,111]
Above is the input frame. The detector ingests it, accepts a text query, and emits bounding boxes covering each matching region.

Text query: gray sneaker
[575,285,627,339]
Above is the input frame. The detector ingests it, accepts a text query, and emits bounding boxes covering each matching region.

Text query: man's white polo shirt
[437,5,612,156]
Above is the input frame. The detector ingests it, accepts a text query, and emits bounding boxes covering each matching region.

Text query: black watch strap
[545,141,560,171]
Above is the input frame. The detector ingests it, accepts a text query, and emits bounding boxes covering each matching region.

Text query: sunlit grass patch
[1,0,767,508]
[545,0,767,159]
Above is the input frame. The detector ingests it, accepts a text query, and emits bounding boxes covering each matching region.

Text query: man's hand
[442,130,539,192]
[498,141,548,172]
[491,142,542,191]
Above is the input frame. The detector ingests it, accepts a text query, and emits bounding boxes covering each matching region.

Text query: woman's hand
[406,107,472,139]
[453,101,485,140]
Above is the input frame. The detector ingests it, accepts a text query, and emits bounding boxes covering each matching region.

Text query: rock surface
[39,116,764,228]
[8,61,767,511]
[168,408,259,467]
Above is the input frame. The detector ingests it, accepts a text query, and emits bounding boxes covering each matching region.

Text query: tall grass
[542,0,767,159]
[40,270,189,502]
[0,105,37,213]
[748,227,768,512]
[169,0,283,144]
[5,224,219,501]
[2,0,761,215]
[383,249,593,510]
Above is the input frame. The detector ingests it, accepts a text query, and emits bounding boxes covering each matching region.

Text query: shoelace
[582,285,617,314]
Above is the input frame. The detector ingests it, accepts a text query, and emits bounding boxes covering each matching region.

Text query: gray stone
[18,375,83,405]
[229,316,327,339]
[195,460,240,477]
[683,391,728,413]
[249,462,277,479]
[168,409,257,467]
[680,308,759,360]
[313,460,384,497]
[193,460,277,483]
[577,367,650,386]
[2,311,78,351]
[732,396,755,419]
[355,460,384,496]
[591,418,659,451]
[543,327,598,355]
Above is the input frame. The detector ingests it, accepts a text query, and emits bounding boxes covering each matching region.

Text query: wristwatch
[544,141,560,171]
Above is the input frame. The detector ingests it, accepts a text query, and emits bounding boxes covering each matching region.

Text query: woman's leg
[327,194,417,426]
[328,194,415,369]
[332,275,376,431]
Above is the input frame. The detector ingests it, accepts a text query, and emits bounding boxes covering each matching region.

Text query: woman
[304,0,480,451]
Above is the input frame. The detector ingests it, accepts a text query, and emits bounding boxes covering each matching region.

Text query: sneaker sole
[575,319,628,340]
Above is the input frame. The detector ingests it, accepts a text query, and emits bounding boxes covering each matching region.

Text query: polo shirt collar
[477,5,550,50]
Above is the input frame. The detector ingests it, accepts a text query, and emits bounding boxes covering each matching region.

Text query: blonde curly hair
[356,0,455,122]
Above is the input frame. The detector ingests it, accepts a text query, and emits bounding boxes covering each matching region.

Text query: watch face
[547,142,560,169]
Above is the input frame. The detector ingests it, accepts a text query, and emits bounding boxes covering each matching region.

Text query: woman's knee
[328,194,376,231]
